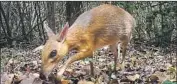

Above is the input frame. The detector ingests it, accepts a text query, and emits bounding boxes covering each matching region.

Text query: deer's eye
[49,50,57,58]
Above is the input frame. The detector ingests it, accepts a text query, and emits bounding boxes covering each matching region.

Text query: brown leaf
[61,79,70,84]
[126,74,140,81]
[77,80,94,84]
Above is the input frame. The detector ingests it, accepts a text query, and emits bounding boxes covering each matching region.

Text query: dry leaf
[78,80,94,84]
[126,74,140,81]
[1,73,14,84]
[61,79,70,84]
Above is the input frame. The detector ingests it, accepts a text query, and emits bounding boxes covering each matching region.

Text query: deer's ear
[43,21,55,38]
[57,22,69,41]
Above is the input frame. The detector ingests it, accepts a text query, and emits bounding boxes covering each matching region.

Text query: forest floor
[0,44,176,84]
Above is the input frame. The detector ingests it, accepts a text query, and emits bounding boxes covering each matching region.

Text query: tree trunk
[47,2,56,33]
[0,2,12,47]
[66,1,82,26]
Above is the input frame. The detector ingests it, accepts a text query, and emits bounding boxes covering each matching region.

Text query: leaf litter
[0,45,176,84]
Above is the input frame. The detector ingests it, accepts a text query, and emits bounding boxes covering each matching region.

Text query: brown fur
[65,4,135,50]
[41,4,136,77]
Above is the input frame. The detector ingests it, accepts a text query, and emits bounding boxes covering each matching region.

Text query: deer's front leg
[57,48,93,77]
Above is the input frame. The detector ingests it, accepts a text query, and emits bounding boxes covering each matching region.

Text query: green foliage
[162,80,177,84]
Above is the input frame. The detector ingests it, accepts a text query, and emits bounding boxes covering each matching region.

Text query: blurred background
[0,1,176,49]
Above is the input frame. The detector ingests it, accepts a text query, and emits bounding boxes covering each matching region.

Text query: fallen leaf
[61,79,70,84]
[77,80,94,84]
[126,74,140,81]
